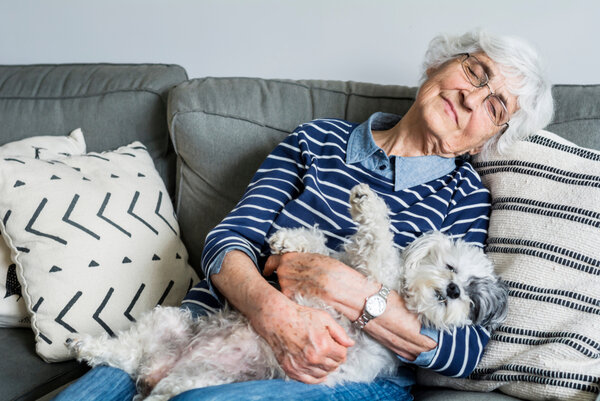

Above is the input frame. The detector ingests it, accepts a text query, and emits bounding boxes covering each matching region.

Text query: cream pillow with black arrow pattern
[0,141,199,362]
[0,128,86,328]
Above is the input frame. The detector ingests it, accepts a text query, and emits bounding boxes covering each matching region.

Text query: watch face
[365,295,386,317]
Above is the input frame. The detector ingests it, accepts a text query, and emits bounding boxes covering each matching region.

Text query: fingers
[263,254,281,276]
[325,317,355,348]
[280,353,337,384]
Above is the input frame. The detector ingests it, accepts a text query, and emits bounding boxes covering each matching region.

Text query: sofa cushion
[0,64,187,196]
[0,142,198,362]
[418,130,600,401]
[167,77,417,271]
[0,328,89,401]
[548,85,600,150]
[0,129,87,328]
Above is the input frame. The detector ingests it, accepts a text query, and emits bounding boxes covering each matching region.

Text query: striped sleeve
[200,127,307,281]
[441,163,491,247]
[419,163,492,377]
[423,325,491,377]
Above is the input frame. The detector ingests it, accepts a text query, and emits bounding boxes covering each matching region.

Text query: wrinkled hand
[264,252,375,319]
[248,297,354,384]
[264,252,437,360]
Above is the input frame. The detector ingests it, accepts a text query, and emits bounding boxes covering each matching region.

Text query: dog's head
[401,231,508,332]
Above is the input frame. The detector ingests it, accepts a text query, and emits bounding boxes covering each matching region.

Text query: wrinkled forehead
[472,52,520,113]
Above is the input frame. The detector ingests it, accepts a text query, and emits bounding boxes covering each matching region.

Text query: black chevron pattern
[63,194,100,240]
[4,158,25,164]
[125,283,145,322]
[25,198,67,245]
[155,191,177,235]
[3,210,11,226]
[157,280,174,306]
[55,291,82,333]
[97,193,131,237]
[93,288,115,336]
[0,144,196,359]
[128,191,158,234]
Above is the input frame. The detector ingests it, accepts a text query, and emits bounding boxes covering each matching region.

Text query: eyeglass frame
[456,53,510,135]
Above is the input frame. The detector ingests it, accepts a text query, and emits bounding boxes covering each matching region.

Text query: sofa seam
[0,88,167,103]
[548,117,600,125]
[181,77,417,101]
[169,109,291,133]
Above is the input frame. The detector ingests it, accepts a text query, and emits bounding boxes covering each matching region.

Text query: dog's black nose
[446,283,460,299]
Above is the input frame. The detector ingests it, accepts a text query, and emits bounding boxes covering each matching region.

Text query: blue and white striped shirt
[185,112,492,379]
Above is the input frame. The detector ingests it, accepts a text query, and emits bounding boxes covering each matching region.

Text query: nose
[446,283,460,299]
[462,86,490,111]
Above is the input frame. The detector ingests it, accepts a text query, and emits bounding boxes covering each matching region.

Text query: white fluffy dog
[66,184,508,401]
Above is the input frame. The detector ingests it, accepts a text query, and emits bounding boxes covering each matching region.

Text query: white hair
[420,30,554,157]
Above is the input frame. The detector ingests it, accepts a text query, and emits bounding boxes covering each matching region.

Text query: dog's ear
[467,277,509,330]
[402,231,450,269]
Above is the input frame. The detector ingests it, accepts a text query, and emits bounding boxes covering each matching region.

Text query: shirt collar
[346,112,456,191]
[346,112,401,164]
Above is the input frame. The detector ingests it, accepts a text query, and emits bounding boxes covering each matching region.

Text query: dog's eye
[446,264,456,272]
[435,290,446,302]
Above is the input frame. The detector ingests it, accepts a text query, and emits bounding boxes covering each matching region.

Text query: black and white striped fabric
[0,141,199,362]
[417,130,600,400]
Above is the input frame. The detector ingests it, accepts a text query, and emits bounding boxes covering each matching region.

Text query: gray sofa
[0,64,598,401]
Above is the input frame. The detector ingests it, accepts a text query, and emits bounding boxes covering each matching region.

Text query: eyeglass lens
[461,55,509,126]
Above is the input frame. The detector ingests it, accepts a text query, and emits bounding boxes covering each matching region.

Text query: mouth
[442,96,458,126]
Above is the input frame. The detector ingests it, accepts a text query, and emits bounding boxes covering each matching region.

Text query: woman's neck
[372,109,434,157]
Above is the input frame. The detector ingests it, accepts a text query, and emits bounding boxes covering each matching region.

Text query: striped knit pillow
[417,130,600,400]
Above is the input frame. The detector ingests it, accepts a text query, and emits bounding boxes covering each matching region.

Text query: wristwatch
[353,285,390,329]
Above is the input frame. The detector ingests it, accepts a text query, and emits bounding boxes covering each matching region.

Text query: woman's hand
[264,252,379,321]
[247,296,354,384]
[211,250,354,384]
[264,252,437,360]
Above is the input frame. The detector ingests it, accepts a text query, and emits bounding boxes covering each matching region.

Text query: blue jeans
[52,365,412,401]
[52,302,414,401]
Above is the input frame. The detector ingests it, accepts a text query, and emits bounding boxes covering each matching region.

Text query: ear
[467,277,509,330]
[425,65,438,78]
[402,231,449,269]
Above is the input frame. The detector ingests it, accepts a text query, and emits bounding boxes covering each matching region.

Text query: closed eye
[446,264,456,272]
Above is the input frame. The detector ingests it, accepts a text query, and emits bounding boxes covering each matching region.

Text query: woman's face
[415,52,518,157]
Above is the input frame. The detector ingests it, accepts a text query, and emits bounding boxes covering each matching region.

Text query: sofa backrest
[0,64,187,194]
[549,84,600,150]
[168,78,600,272]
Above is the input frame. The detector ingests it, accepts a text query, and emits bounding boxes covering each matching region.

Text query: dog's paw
[349,184,388,223]
[268,228,298,254]
[268,227,328,254]
[65,337,85,355]
[349,183,373,203]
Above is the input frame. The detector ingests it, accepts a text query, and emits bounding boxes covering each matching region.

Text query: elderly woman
[54,30,553,401]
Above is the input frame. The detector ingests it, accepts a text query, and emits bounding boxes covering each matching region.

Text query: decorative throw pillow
[417,130,600,401]
[0,141,199,362]
[0,129,86,328]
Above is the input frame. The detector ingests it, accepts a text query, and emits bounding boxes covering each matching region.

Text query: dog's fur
[66,183,508,401]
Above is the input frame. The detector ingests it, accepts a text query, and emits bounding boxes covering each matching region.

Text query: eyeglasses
[458,53,510,133]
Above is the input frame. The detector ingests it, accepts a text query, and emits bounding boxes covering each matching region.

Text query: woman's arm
[211,250,355,384]
[264,253,437,360]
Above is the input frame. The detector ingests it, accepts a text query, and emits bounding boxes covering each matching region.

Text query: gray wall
[1,0,597,85]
